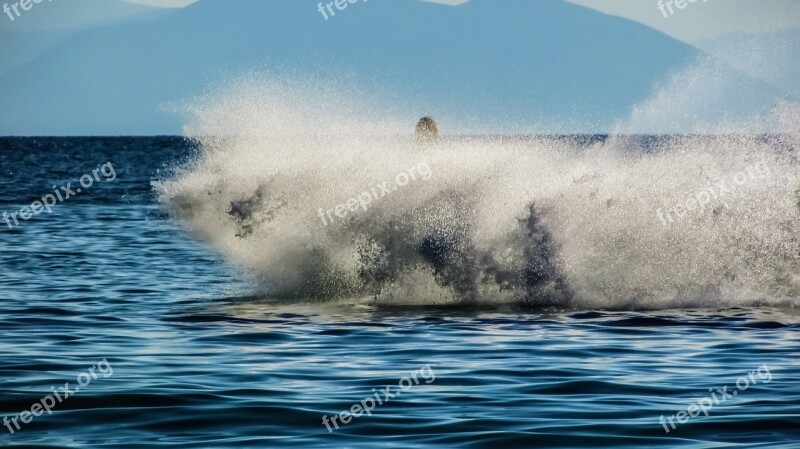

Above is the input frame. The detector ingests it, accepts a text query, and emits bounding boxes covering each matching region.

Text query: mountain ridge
[0,0,702,135]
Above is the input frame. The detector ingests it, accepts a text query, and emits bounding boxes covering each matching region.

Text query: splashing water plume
[156,76,800,309]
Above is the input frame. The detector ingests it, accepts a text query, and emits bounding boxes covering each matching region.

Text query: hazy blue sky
[566,0,800,41]
[2,0,795,135]
[124,0,800,42]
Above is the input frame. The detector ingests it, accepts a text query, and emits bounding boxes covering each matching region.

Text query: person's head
[416,117,438,144]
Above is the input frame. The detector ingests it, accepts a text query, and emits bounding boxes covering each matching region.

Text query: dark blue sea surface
[0,137,799,448]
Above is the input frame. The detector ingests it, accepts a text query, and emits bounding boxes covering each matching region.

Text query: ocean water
[1,135,799,448]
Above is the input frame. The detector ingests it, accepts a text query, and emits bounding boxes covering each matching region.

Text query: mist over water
[156,75,800,310]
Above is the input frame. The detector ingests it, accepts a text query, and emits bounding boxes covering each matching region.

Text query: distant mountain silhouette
[0,0,168,77]
[0,0,704,135]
